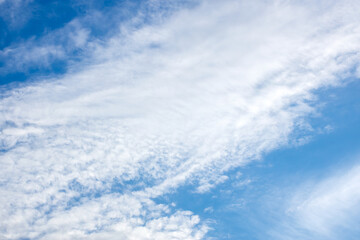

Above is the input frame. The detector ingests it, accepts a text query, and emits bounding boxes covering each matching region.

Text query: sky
[0,0,360,239]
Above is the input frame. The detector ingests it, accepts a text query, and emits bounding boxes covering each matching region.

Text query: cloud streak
[267,163,360,240]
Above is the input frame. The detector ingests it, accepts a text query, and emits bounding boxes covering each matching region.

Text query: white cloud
[0,192,208,239]
[1,0,360,238]
[0,18,93,74]
[268,163,360,240]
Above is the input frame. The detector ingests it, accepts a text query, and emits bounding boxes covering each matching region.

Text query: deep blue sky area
[0,0,132,49]
[1,1,80,49]
[0,0,196,86]
[0,0,144,86]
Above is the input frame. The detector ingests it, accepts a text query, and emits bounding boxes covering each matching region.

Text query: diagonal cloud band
[1,0,360,239]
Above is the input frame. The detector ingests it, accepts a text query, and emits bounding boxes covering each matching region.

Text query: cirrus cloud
[1,0,360,239]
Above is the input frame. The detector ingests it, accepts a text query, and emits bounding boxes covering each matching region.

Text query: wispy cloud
[1,0,360,238]
[0,0,190,76]
[0,17,90,75]
[268,163,360,240]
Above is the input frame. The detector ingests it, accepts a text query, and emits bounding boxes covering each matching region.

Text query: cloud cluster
[1,0,360,238]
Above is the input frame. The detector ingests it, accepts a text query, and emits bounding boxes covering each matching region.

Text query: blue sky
[1,1,360,239]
